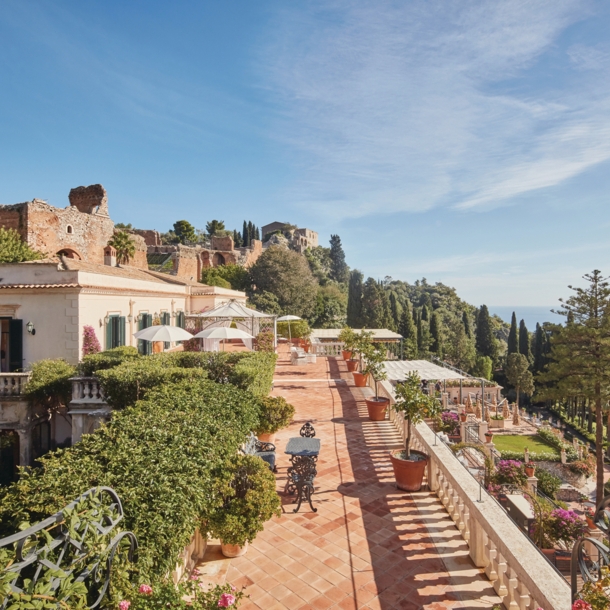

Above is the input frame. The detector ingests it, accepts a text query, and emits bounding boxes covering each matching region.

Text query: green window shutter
[119,317,126,346]
[162,313,170,349]
[106,318,113,350]
[177,311,185,329]
[8,319,23,372]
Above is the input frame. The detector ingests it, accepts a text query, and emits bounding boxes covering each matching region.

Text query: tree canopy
[205,220,226,237]
[173,220,196,244]
[0,228,43,263]
[347,270,364,327]
[329,234,349,283]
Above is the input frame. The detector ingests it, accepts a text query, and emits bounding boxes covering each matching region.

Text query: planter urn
[257,432,276,443]
[485,432,493,443]
[346,359,359,372]
[353,372,368,387]
[365,397,389,421]
[220,541,248,558]
[459,413,467,423]
[389,449,429,491]
[525,465,536,478]
[342,350,353,361]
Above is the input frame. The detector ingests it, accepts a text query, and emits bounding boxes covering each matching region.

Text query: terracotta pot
[221,541,248,558]
[353,372,368,387]
[389,450,429,491]
[346,359,359,372]
[540,548,556,562]
[342,350,353,361]
[459,413,467,423]
[586,517,596,529]
[304,344,310,353]
[257,432,276,443]
[525,465,536,477]
[485,433,493,442]
[365,397,389,421]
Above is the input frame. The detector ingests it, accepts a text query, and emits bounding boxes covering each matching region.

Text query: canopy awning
[189,300,274,319]
[383,360,466,381]
[311,328,403,342]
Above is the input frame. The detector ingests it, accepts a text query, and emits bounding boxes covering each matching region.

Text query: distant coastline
[489,306,563,329]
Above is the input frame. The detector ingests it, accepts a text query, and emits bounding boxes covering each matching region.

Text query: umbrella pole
[288,321,292,344]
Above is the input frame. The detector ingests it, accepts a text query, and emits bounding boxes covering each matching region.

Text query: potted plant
[439,411,460,441]
[459,412,467,423]
[206,454,281,558]
[485,431,493,443]
[255,396,296,443]
[525,463,536,478]
[338,326,357,361]
[352,330,373,387]
[584,506,596,529]
[533,508,588,555]
[390,372,441,491]
[362,345,389,421]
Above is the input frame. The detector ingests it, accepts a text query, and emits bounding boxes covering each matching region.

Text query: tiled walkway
[227,351,500,610]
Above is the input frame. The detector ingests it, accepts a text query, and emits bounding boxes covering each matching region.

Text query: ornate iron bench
[242,432,277,472]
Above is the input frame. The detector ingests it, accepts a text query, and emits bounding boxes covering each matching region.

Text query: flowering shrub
[123,580,245,609]
[576,566,610,610]
[491,460,527,487]
[542,508,588,547]
[570,455,596,478]
[82,325,101,357]
[439,411,459,435]
[573,601,593,610]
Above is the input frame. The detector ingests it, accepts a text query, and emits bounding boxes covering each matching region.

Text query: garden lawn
[492,434,559,456]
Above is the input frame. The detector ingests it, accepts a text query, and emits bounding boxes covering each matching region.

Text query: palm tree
[108,231,136,264]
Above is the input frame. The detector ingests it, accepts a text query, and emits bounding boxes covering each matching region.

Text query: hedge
[24,358,76,410]
[0,378,261,585]
[80,346,141,376]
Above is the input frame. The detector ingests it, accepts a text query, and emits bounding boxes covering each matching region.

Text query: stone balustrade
[0,373,31,397]
[68,377,111,444]
[70,376,106,403]
[377,380,571,610]
[312,341,344,356]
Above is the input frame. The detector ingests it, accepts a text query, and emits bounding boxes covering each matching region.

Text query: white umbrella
[133,325,194,342]
[277,315,301,343]
[194,327,254,351]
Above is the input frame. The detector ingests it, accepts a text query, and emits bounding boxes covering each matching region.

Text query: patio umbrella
[277,315,301,343]
[193,327,254,351]
[133,325,194,342]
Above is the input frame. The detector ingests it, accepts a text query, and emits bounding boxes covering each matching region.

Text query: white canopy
[194,327,254,340]
[383,360,466,381]
[133,325,194,342]
[193,300,273,319]
[277,315,302,322]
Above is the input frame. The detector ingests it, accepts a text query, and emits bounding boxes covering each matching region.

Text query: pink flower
[218,593,236,607]
[230,585,236,591]
[138,584,153,595]
[119,602,131,610]
[573,601,592,610]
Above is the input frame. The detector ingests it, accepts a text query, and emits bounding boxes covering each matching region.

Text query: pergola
[185,300,277,351]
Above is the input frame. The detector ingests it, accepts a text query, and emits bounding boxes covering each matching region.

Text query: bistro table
[284,437,321,513]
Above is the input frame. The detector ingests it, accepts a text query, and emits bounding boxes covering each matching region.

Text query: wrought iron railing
[0,487,137,609]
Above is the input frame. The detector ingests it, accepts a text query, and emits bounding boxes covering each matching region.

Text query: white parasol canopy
[277,315,302,342]
[133,325,194,342]
[196,300,273,319]
[194,327,254,340]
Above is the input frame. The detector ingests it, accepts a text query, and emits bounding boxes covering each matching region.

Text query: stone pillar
[478,421,489,443]
[561,448,567,464]
[460,421,467,443]
[469,517,488,568]
[428,455,439,492]
[16,429,32,467]
[526,476,538,495]
[69,407,111,444]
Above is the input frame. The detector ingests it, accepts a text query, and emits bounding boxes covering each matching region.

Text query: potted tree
[338,326,357,361]
[390,372,441,491]
[255,396,295,443]
[206,454,281,558]
[352,330,373,387]
[362,345,389,421]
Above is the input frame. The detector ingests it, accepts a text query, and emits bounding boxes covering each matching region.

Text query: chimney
[104,245,116,266]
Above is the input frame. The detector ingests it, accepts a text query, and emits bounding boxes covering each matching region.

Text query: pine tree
[328,234,350,283]
[507,312,518,355]
[399,306,418,359]
[346,270,364,327]
[475,305,498,363]
[506,353,534,409]
[242,221,248,247]
[429,312,443,359]
[519,319,532,363]
[462,310,471,338]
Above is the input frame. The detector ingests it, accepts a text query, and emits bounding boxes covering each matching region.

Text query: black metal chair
[242,432,277,472]
[299,422,316,438]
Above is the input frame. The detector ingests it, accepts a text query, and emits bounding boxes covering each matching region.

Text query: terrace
[221,348,570,609]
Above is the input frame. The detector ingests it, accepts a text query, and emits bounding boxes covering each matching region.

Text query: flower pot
[365,397,389,421]
[485,433,493,443]
[541,548,556,562]
[221,541,248,558]
[353,372,368,387]
[257,432,276,443]
[525,465,536,477]
[459,413,467,423]
[586,517,596,529]
[342,350,353,361]
[346,359,359,372]
[389,450,429,491]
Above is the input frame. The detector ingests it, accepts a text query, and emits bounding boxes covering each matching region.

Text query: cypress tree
[475,305,498,363]
[416,312,423,352]
[398,306,418,359]
[242,221,248,247]
[254,226,260,241]
[507,312,518,355]
[430,312,443,358]
[362,278,384,328]
[421,304,429,322]
[329,234,350,283]
[233,229,242,247]
[346,270,364,327]
[389,292,402,330]
[533,323,545,374]
[247,221,254,246]
[462,310,471,338]
[379,283,395,330]
[519,319,532,363]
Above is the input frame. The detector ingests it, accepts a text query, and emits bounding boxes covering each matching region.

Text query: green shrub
[24,359,76,410]
[205,454,281,546]
[96,359,207,409]
[226,352,277,397]
[535,467,562,499]
[498,450,561,462]
[277,320,311,340]
[255,396,295,435]
[80,346,140,376]
[0,379,261,585]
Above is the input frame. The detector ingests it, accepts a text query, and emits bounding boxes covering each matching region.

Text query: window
[1,318,23,372]
[137,313,153,355]
[105,315,126,349]
[66,225,73,234]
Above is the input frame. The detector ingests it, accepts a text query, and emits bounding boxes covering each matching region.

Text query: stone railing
[69,377,111,445]
[312,341,344,356]
[0,373,31,397]
[377,380,571,610]
[71,376,106,403]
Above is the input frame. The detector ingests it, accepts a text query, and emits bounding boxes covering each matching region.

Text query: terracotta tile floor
[227,350,500,609]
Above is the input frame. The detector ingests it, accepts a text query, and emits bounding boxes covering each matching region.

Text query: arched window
[66,225,73,234]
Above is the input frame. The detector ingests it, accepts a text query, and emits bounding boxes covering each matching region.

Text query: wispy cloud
[259,0,610,216]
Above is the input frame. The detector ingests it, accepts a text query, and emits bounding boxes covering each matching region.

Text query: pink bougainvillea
[82,325,101,357]
[138,584,152,595]
[573,600,592,610]
[218,593,236,607]
[118,601,131,610]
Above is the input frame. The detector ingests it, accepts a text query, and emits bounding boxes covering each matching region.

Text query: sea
[488,306,564,329]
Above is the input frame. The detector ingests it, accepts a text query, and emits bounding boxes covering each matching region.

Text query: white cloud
[259,0,610,216]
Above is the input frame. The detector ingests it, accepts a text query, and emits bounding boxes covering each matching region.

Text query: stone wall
[122,233,149,269]
[133,229,161,247]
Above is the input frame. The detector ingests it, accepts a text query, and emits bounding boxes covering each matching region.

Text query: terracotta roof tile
[0,283,79,289]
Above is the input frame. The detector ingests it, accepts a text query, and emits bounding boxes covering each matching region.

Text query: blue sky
[1,1,610,308]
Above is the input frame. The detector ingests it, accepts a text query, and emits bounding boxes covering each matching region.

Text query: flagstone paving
[227,349,501,609]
